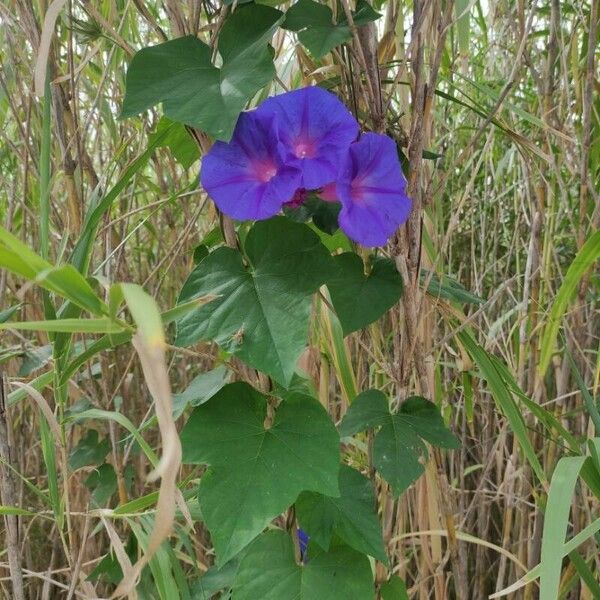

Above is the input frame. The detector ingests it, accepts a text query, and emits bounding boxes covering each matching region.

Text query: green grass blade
[457,330,546,484]
[319,296,357,403]
[492,515,600,598]
[0,506,36,517]
[7,371,54,407]
[128,518,182,600]
[39,413,62,527]
[539,229,600,373]
[0,318,127,334]
[567,551,600,598]
[39,72,51,260]
[564,340,600,434]
[454,0,470,58]
[540,456,587,599]
[0,228,107,315]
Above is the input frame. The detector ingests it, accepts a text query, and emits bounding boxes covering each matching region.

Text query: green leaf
[191,559,240,600]
[180,382,340,565]
[539,229,600,373]
[127,517,188,599]
[0,303,21,323]
[0,226,106,314]
[68,429,111,470]
[350,0,382,26]
[175,217,334,386]
[454,0,471,57]
[539,456,588,600]
[421,270,484,305]
[233,530,374,599]
[296,464,387,563]
[121,5,283,140]
[7,371,54,408]
[66,408,158,468]
[492,515,600,598]
[340,390,458,497]
[172,365,230,418]
[148,117,199,168]
[312,225,352,253]
[380,576,409,600]
[568,551,600,599]
[18,344,53,376]
[285,195,341,235]
[84,463,117,506]
[0,317,126,334]
[320,294,358,402]
[0,506,36,517]
[87,551,125,585]
[283,0,351,58]
[339,389,390,434]
[327,253,403,335]
[283,0,380,58]
[457,330,546,485]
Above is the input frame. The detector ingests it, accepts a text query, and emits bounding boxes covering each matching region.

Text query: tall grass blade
[457,330,546,484]
[539,229,600,374]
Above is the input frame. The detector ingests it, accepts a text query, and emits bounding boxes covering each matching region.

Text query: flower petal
[337,133,411,247]
[259,86,359,190]
[200,110,302,220]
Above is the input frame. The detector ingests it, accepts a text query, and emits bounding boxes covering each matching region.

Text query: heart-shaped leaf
[175,217,334,386]
[180,382,340,565]
[283,0,380,58]
[340,390,459,497]
[296,464,387,563]
[232,530,374,599]
[327,253,403,335]
[121,5,283,140]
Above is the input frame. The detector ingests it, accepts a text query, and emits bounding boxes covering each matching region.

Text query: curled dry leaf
[34,0,69,96]
[111,285,182,598]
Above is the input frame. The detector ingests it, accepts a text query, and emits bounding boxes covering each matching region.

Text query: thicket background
[0,0,599,598]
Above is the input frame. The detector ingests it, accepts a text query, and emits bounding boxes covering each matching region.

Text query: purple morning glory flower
[337,133,412,247]
[258,86,359,190]
[297,527,309,562]
[200,110,302,220]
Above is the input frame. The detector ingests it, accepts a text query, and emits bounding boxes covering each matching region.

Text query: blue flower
[200,110,302,220]
[337,133,412,247]
[257,86,359,190]
[297,527,309,562]
[199,87,411,247]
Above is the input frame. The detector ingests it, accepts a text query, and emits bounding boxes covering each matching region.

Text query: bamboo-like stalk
[0,374,26,600]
